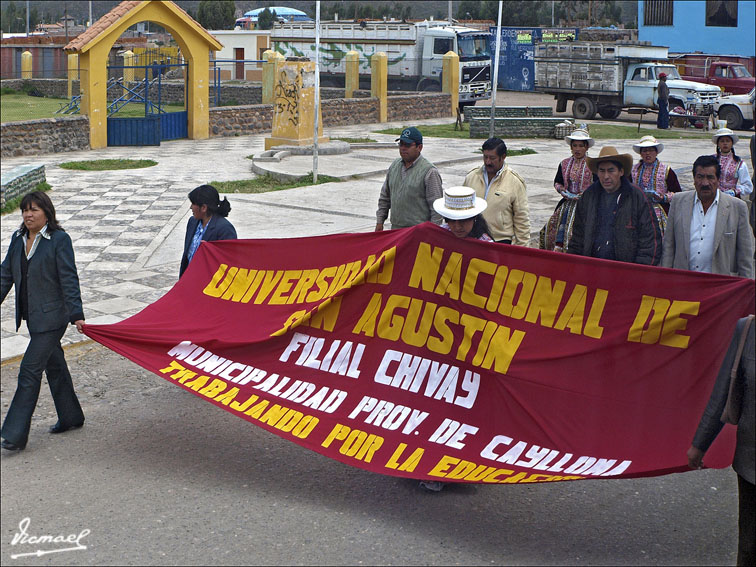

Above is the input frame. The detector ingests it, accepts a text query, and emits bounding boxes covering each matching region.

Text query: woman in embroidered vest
[631,135,681,235]
[540,129,596,252]
[712,128,754,199]
[180,185,237,278]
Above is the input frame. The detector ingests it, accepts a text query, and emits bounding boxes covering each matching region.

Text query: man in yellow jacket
[463,137,530,245]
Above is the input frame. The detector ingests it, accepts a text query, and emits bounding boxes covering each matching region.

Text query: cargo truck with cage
[272,20,492,110]
[534,41,721,120]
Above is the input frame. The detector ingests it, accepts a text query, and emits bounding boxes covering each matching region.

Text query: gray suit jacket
[661,190,754,278]
[692,316,755,484]
[0,229,84,332]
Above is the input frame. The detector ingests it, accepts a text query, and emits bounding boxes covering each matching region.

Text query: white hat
[565,128,594,148]
[712,127,739,145]
[433,186,487,220]
[632,135,664,154]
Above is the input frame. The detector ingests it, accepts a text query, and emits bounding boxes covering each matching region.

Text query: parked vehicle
[534,41,721,120]
[714,88,755,130]
[272,20,492,108]
[680,61,755,95]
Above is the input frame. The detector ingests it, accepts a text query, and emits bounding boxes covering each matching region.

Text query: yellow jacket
[463,164,530,246]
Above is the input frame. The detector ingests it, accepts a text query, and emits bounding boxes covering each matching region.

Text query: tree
[196,0,236,30]
[256,7,277,30]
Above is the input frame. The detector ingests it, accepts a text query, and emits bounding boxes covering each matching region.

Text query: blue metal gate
[106,61,188,146]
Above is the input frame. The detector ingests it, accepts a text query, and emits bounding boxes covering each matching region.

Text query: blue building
[638,0,754,57]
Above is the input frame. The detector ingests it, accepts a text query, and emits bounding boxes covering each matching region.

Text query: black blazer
[1,229,84,332]
[179,215,237,277]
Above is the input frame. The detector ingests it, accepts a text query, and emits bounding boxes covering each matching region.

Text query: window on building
[706,1,738,27]
[643,0,673,26]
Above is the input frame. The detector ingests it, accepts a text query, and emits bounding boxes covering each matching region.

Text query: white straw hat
[433,186,487,220]
[712,127,739,145]
[565,128,595,148]
[632,135,664,154]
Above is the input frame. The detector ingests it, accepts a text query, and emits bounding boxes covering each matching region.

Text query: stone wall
[1,164,46,209]
[321,97,380,126]
[1,116,89,157]
[464,106,553,121]
[1,78,80,98]
[388,93,452,122]
[209,105,273,136]
[469,117,564,138]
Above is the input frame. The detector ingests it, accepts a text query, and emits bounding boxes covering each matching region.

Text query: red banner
[84,223,754,484]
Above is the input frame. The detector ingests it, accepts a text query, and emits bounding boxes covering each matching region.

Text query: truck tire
[598,106,622,119]
[718,106,743,130]
[573,97,596,120]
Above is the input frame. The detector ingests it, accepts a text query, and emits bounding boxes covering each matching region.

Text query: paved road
[0,110,749,565]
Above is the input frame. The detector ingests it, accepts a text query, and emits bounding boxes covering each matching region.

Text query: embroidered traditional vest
[560,156,592,194]
[632,160,669,195]
[717,152,740,193]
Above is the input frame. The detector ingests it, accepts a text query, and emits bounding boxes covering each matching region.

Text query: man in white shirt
[661,155,753,278]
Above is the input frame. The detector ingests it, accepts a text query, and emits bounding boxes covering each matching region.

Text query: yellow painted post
[345,51,359,99]
[442,51,459,117]
[67,53,79,99]
[122,50,134,98]
[265,58,329,150]
[262,50,284,104]
[371,52,387,122]
[21,50,33,79]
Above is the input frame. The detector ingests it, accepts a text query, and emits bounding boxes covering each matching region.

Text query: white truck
[534,41,721,120]
[714,88,755,130]
[272,20,492,108]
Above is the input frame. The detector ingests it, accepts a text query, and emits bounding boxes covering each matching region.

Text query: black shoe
[1,439,24,451]
[49,421,84,434]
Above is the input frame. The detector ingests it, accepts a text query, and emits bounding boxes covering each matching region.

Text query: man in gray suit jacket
[661,155,754,278]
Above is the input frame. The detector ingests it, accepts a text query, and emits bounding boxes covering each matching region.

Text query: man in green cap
[375,126,443,231]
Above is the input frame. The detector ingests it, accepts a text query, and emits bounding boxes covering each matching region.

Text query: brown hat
[586,146,634,174]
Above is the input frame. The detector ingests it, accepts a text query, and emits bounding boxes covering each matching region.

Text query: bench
[1,164,46,209]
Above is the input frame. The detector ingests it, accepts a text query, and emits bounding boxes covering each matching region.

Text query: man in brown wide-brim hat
[568,146,662,264]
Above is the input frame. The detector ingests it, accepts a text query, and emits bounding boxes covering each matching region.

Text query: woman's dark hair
[468,214,492,240]
[18,191,62,235]
[188,184,231,217]
[715,137,740,162]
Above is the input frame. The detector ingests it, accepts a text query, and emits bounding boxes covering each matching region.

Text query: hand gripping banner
[84,223,755,484]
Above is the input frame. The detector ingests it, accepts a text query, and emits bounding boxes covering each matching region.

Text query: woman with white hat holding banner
[712,128,753,198]
[432,186,493,242]
[540,128,597,252]
[631,135,681,234]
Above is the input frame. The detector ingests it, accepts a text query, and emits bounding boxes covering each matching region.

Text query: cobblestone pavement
[0,118,730,361]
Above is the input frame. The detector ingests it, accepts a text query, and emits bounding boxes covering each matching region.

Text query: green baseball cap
[396,126,423,145]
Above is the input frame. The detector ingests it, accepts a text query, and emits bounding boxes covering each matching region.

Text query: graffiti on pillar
[274,68,301,127]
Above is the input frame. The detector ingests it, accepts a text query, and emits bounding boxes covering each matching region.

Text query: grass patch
[1,181,52,215]
[376,123,471,139]
[59,159,157,171]
[1,93,71,122]
[508,147,537,156]
[212,173,341,194]
[588,124,711,140]
[333,137,378,143]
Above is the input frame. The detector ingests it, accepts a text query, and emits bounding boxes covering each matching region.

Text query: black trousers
[738,474,755,567]
[1,325,84,448]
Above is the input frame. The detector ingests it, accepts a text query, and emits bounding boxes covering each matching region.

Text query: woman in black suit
[179,184,237,277]
[1,192,85,451]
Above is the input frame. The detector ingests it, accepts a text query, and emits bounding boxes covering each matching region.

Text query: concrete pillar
[67,53,79,99]
[265,58,329,150]
[442,51,459,117]
[122,50,135,98]
[371,52,387,123]
[345,51,359,99]
[21,50,33,79]
[262,50,284,104]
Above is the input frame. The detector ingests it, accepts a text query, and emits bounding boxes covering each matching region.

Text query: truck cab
[417,23,491,105]
[624,63,721,113]
[707,62,755,94]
